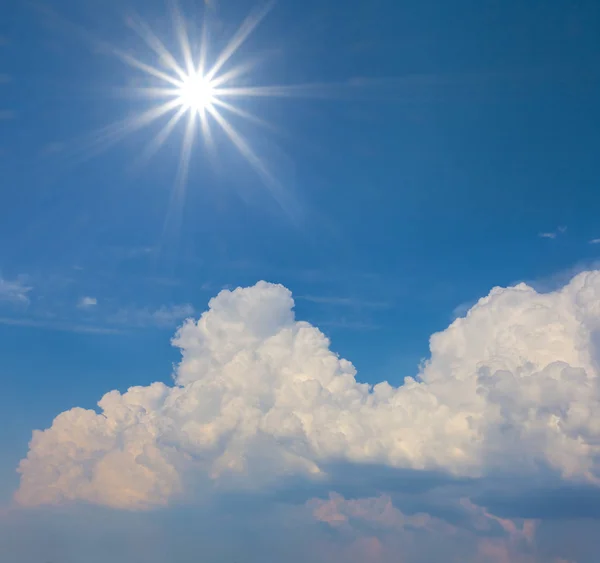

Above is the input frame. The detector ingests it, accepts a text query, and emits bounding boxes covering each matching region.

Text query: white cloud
[78,296,97,309]
[590,239,600,244]
[0,277,31,304]
[15,274,600,510]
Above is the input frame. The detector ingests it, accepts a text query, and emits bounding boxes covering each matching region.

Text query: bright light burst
[93,0,311,215]
[176,73,216,112]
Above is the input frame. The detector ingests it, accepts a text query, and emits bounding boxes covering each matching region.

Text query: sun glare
[177,73,216,112]
[96,2,283,188]
[90,1,326,219]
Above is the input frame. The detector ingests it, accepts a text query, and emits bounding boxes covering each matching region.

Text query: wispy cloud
[109,304,194,328]
[318,318,380,331]
[0,277,32,304]
[298,295,389,308]
[124,246,156,259]
[39,141,65,156]
[0,110,16,120]
[538,225,567,239]
[145,276,182,287]
[589,238,600,244]
[78,296,97,309]
[0,300,191,334]
[0,317,121,334]
[452,298,479,319]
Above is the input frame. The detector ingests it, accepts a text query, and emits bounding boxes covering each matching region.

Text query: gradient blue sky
[2,0,600,561]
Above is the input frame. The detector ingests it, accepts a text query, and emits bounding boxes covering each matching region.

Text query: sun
[88,1,327,218]
[176,72,216,113]
[94,2,284,188]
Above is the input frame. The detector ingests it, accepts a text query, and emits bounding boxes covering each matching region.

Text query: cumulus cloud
[0,276,31,304]
[15,273,600,510]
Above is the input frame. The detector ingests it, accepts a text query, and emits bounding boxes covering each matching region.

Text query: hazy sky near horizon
[2,0,600,561]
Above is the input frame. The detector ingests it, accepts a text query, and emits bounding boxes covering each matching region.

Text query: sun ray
[208,60,258,89]
[196,17,209,77]
[161,110,197,251]
[110,98,182,135]
[125,13,187,81]
[135,105,188,169]
[170,0,195,76]
[214,84,330,98]
[205,1,274,82]
[207,105,279,192]
[199,109,215,150]
[112,86,180,100]
[83,99,182,158]
[211,97,275,132]
[112,48,183,88]
[207,105,296,216]
[176,110,196,189]
[37,0,363,224]
[90,1,346,221]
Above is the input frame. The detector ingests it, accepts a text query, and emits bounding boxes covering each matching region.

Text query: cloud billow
[14,273,600,510]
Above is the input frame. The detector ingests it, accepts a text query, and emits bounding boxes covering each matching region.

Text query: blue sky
[2,0,600,561]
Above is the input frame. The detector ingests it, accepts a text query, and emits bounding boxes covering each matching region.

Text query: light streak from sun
[99,0,290,198]
[59,0,328,227]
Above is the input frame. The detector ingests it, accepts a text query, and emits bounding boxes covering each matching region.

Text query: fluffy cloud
[15,273,600,510]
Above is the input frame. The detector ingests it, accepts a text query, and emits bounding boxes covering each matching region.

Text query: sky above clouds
[2,0,600,561]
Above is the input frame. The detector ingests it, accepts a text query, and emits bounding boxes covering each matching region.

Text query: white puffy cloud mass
[15,272,600,510]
